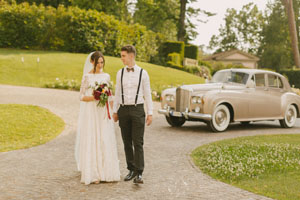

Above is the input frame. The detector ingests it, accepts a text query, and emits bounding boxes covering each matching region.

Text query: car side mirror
[247,80,255,88]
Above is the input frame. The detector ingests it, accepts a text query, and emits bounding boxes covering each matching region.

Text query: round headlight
[192,97,197,104]
[197,97,202,104]
[195,106,200,113]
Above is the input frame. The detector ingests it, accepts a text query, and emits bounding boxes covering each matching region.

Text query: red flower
[93,90,101,100]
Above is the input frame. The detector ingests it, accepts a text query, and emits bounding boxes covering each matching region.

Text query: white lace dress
[75,73,120,185]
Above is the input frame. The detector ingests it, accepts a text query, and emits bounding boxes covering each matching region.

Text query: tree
[177,0,187,41]
[133,0,179,41]
[71,0,130,22]
[209,3,264,54]
[134,0,214,42]
[12,0,72,8]
[178,0,214,42]
[258,1,293,70]
[281,0,300,68]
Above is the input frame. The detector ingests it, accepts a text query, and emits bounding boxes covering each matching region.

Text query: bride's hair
[91,51,105,73]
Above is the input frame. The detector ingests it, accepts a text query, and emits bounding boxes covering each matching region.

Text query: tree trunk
[283,0,300,68]
[178,0,187,41]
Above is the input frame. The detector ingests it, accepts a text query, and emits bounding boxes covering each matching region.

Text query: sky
[189,0,272,51]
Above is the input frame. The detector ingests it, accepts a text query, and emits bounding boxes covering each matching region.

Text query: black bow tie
[127,67,134,72]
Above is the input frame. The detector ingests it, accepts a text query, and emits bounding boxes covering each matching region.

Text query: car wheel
[165,116,186,127]
[208,104,230,132]
[279,104,297,128]
[240,121,251,126]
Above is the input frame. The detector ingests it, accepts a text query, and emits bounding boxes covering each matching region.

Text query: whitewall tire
[208,104,231,132]
[280,104,297,128]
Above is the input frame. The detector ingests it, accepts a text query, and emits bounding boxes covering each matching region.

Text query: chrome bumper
[158,108,212,121]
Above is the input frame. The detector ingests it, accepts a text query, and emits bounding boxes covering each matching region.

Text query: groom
[112,45,153,184]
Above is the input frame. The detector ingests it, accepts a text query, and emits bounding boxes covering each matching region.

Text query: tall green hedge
[280,69,300,88]
[160,41,185,64]
[184,44,198,60]
[0,2,162,61]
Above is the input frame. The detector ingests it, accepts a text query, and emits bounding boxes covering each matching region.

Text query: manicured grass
[0,104,65,152]
[0,48,204,94]
[191,134,300,200]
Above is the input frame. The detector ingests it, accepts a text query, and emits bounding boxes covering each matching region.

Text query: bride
[75,51,120,185]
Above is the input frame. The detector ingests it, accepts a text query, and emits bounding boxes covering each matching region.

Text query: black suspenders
[135,69,143,105]
[120,68,143,106]
[121,68,125,105]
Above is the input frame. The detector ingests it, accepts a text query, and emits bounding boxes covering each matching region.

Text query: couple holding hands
[75,45,153,185]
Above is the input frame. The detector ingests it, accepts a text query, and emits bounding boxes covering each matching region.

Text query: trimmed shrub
[184,44,198,60]
[160,41,184,64]
[0,2,53,49]
[0,2,161,62]
[280,69,300,88]
[167,52,181,66]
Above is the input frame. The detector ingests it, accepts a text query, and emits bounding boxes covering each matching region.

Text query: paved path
[1,85,300,200]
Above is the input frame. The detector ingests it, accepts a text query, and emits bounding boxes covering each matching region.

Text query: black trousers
[118,104,145,174]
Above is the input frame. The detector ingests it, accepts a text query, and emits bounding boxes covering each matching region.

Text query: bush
[160,41,184,65]
[0,2,161,62]
[44,78,80,91]
[0,2,52,49]
[280,69,300,88]
[184,44,198,60]
[166,61,183,70]
[167,52,181,66]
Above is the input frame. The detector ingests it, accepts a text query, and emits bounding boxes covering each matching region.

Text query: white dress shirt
[113,64,153,115]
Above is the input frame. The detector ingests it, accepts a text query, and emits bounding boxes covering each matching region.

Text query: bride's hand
[82,96,95,102]
[113,113,118,122]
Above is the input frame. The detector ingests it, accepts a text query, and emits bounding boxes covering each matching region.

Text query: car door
[265,74,284,117]
[248,73,275,119]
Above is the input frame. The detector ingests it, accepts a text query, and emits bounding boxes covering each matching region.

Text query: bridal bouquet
[91,81,112,107]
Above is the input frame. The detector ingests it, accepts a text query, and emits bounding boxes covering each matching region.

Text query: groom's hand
[113,113,119,122]
[146,115,152,126]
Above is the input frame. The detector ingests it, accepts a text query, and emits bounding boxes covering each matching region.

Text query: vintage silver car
[158,69,300,132]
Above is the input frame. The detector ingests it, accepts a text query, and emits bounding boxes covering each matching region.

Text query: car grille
[176,87,191,112]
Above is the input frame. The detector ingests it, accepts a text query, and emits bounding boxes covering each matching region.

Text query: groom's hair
[121,45,136,56]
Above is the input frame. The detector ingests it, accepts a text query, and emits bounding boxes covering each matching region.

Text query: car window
[268,74,284,88]
[268,74,277,87]
[278,77,284,88]
[211,71,249,84]
[255,74,265,87]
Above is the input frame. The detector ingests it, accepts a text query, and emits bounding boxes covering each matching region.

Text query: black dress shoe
[124,170,137,181]
[133,174,143,184]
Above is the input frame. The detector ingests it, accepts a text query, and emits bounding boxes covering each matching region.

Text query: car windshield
[211,71,249,85]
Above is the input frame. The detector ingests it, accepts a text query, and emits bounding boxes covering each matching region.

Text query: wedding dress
[75,53,120,185]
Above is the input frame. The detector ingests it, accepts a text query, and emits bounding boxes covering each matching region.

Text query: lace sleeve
[79,75,88,101]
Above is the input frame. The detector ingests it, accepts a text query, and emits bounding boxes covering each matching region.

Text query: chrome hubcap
[212,105,230,131]
[215,110,226,126]
[286,107,296,124]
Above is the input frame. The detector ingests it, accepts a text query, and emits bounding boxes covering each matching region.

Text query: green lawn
[0,48,204,95]
[191,134,300,200]
[0,104,65,152]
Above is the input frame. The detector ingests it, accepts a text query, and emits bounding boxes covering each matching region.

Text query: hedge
[167,52,181,66]
[160,41,184,65]
[184,44,198,60]
[0,2,162,62]
[280,69,300,88]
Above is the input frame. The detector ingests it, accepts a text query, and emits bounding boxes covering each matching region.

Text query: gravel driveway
[1,85,299,200]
